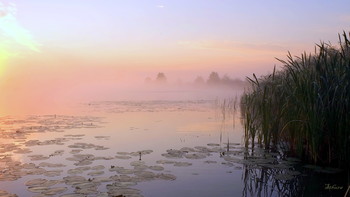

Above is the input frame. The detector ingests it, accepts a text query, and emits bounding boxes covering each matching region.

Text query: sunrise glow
[0,1,349,196]
[0,2,39,76]
[0,0,349,114]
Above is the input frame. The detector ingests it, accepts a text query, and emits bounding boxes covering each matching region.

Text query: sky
[0,0,349,113]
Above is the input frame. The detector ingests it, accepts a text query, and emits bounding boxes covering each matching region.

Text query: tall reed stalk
[241,32,350,168]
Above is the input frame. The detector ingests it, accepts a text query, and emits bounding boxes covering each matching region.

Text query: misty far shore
[144,71,248,88]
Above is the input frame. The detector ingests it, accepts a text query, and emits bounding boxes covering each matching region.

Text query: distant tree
[194,76,205,85]
[156,72,167,84]
[207,72,221,85]
[220,74,247,88]
[221,74,232,85]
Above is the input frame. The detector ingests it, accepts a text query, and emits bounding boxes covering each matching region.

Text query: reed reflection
[241,151,303,197]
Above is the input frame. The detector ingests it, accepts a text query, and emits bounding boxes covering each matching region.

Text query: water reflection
[238,145,350,197]
[0,99,347,197]
[241,156,303,197]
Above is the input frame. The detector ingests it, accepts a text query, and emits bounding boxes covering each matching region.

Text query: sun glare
[0,1,39,73]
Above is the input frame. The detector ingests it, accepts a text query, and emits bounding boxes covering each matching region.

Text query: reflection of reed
[242,166,303,197]
[214,96,239,145]
[241,151,303,197]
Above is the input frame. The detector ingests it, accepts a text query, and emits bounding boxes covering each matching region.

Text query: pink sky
[0,0,349,114]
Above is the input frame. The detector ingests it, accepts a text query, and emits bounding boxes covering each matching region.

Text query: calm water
[0,94,348,196]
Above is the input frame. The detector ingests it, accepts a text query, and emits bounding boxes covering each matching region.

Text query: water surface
[0,97,347,197]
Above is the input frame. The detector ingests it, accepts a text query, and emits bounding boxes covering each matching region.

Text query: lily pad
[25,178,47,187]
[204,160,217,164]
[184,153,207,159]
[0,190,17,197]
[91,165,105,170]
[60,194,85,197]
[157,173,176,181]
[115,155,132,160]
[87,171,105,176]
[27,186,49,193]
[174,162,192,167]
[156,160,176,164]
[207,143,220,146]
[39,162,66,168]
[42,187,67,195]
[149,166,164,171]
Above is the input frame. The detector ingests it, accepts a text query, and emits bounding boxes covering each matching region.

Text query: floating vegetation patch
[156,160,176,165]
[157,173,177,181]
[110,167,135,175]
[67,167,91,175]
[0,143,21,153]
[68,143,109,150]
[207,143,220,146]
[60,194,86,197]
[27,186,50,193]
[25,178,48,187]
[221,162,235,167]
[106,182,142,197]
[173,162,192,167]
[184,153,207,159]
[94,136,110,140]
[39,162,66,168]
[0,113,319,197]
[74,181,100,194]
[130,161,145,167]
[27,186,68,196]
[87,170,104,176]
[90,176,112,183]
[70,149,83,154]
[66,154,95,166]
[156,160,192,167]
[13,148,32,154]
[42,187,68,196]
[161,149,185,158]
[28,154,50,161]
[64,134,85,138]
[84,100,213,113]
[115,155,132,160]
[44,169,63,177]
[148,165,164,171]
[91,165,105,170]
[0,190,17,197]
[63,176,87,185]
[159,143,306,187]
[0,157,51,181]
[161,146,218,160]
[115,150,153,161]
[94,156,115,160]
[116,152,130,155]
[204,160,217,164]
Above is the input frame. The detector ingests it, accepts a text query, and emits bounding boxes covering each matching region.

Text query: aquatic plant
[214,97,239,145]
[241,32,350,168]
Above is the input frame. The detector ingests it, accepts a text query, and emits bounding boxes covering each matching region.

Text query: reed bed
[241,32,350,168]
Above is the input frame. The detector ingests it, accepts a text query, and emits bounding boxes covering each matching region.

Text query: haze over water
[1,0,349,114]
[0,1,350,197]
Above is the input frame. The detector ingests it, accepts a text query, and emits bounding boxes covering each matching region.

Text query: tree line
[145,72,246,87]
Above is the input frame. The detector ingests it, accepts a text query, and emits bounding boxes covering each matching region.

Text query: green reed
[241,32,350,168]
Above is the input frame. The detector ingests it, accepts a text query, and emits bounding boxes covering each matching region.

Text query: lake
[0,89,348,197]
